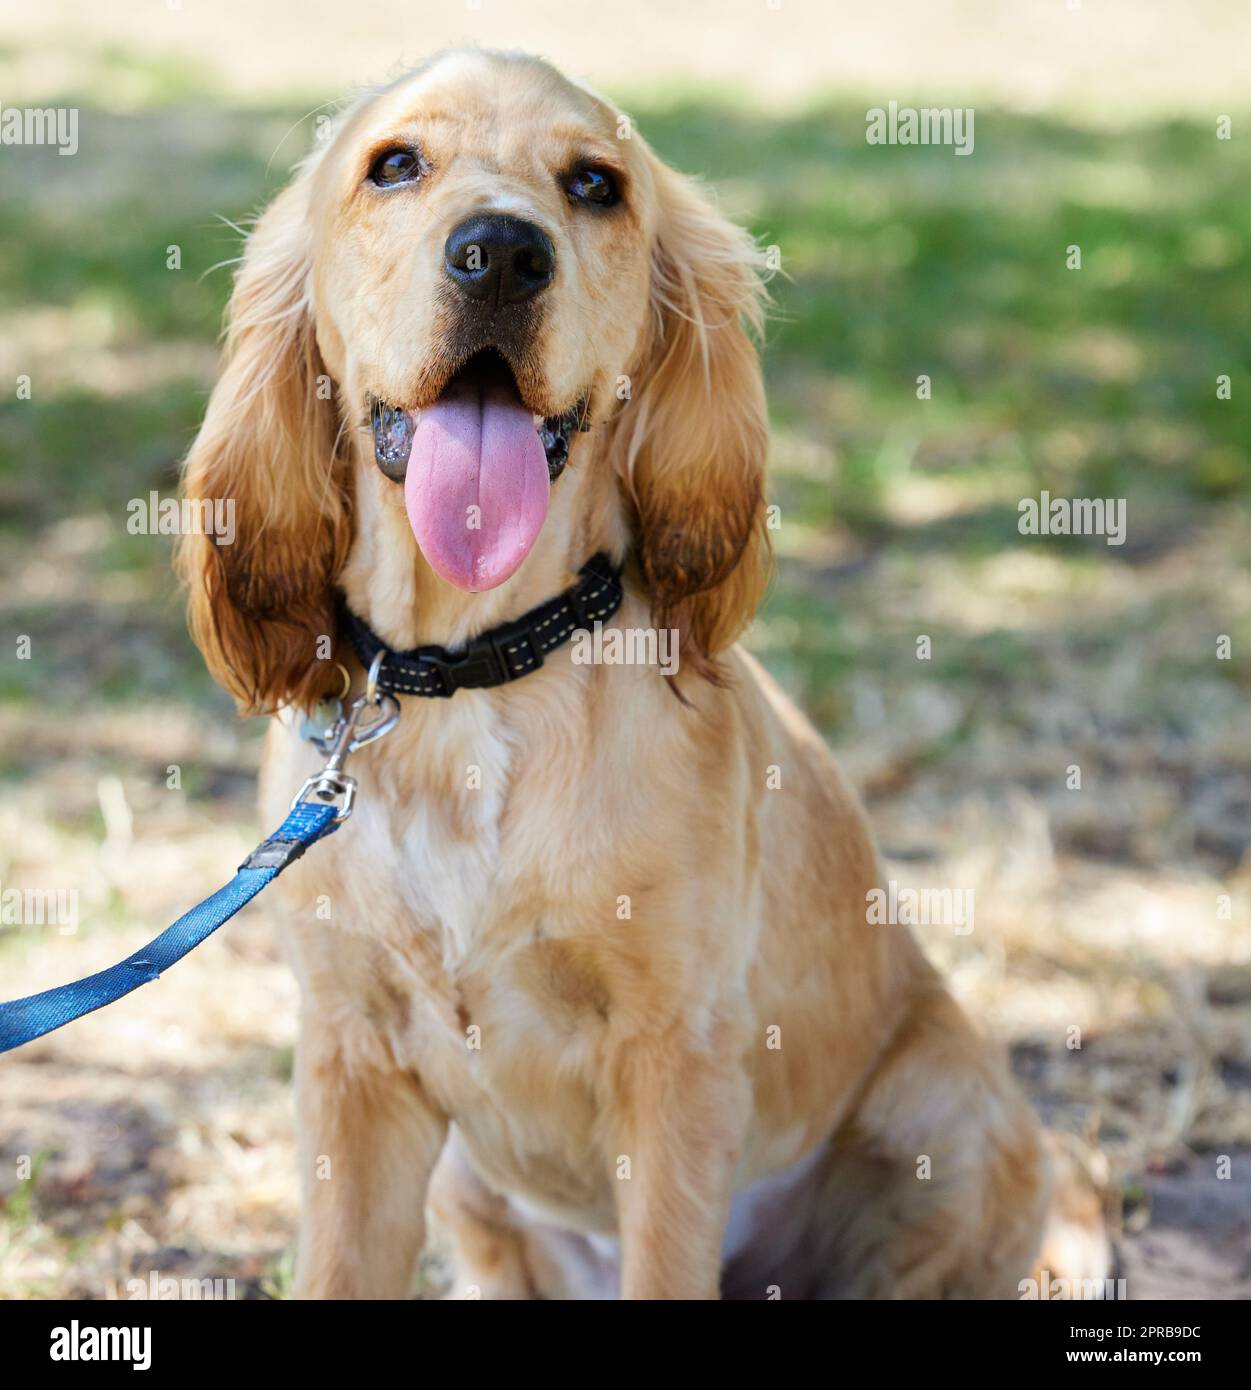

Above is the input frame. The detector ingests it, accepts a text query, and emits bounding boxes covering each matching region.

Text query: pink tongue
[404,381,550,591]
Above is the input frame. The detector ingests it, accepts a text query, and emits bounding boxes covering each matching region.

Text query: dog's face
[309,52,656,591]
[180,50,770,711]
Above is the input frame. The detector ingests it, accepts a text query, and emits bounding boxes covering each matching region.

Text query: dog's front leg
[293,1013,448,1299]
[607,1028,750,1300]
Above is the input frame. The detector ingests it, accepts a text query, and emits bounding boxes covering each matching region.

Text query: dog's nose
[444,214,555,306]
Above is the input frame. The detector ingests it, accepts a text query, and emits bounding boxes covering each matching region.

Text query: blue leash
[0,802,339,1053]
[0,682,399,1056]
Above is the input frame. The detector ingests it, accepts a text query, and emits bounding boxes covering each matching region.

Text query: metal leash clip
[291,653,399,822]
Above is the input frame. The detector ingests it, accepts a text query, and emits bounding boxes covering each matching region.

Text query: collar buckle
[420,637,509,697]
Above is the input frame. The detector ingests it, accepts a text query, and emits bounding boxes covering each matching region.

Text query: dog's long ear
[178,175,350,715]
[610,155,770,682]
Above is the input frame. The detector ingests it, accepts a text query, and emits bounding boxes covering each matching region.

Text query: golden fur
[179,49,1104,1299]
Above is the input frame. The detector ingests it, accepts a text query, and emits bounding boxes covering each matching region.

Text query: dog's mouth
[367,351,588,592]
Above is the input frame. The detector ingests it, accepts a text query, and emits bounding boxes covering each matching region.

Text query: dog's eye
[369,148,422,187]
[565,165,619,207]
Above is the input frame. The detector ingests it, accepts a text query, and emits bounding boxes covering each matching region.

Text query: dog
[179,48,1107,1299]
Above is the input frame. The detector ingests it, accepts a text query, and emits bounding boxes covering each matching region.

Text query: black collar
[339,554,624,699]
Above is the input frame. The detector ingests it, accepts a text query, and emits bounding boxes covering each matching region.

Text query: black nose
[444,214,555,307]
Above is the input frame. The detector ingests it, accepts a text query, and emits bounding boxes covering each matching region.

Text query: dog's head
[180,49,769,712]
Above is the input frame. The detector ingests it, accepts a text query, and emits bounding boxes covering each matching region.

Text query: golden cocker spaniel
[179,49,1107,1299]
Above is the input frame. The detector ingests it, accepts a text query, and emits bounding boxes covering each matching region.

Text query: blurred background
[0,0,1248,1298]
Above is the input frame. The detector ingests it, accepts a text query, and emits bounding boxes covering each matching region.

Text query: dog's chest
[339,706,607,1120]
[384,712,513,972]
[273,697,623,1219]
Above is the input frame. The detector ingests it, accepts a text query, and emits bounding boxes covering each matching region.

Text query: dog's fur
[179,49,1106,1299]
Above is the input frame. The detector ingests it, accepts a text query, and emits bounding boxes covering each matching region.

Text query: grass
[0,62,1249,1298]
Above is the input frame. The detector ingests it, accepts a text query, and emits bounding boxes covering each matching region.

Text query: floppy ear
[178,176,350,715]
[610,156,771,683]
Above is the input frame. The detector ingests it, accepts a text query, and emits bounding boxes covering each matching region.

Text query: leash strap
[0,552,616,1054]
[340,553,624,698]
[0,801,340,1055]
